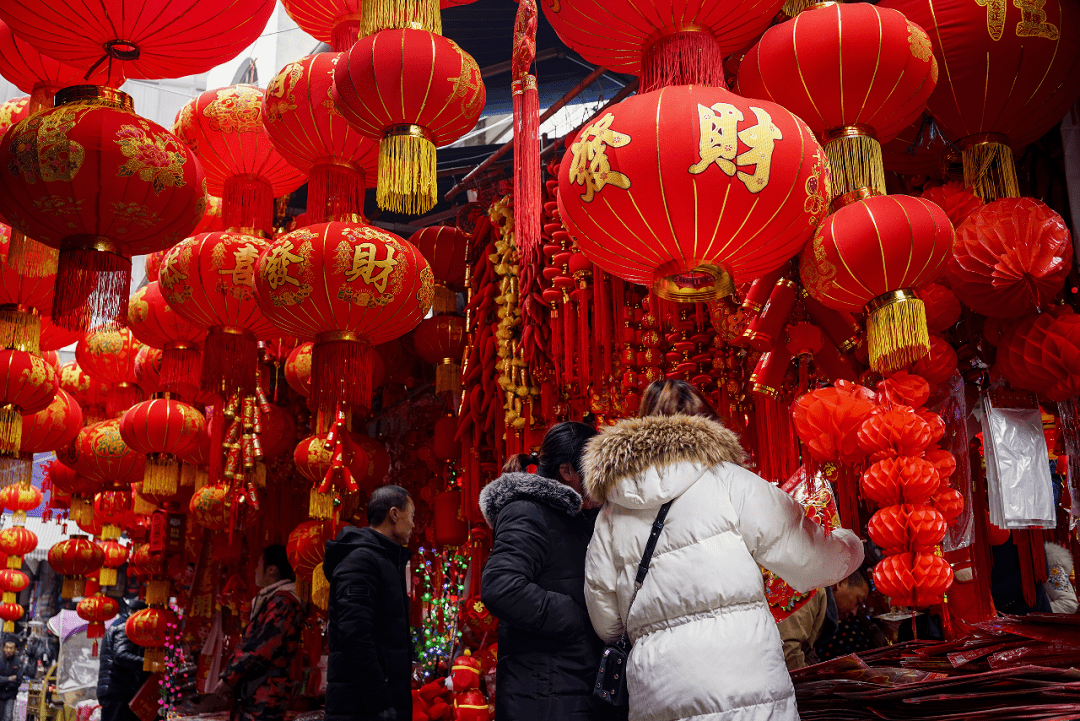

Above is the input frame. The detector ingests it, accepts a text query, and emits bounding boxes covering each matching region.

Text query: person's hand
[375,708,398,720]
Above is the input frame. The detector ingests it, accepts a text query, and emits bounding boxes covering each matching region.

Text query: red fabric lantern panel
[873,551,953,606]
[280,0,362,51]
[0,98,29,139]
[0,349,58,455]
[432,416,460,462]
[285,342,312,398]
[21,387,82,453]
[255,222,433,411]
[0,21,118,103]
[133,345,162,396]
[947,197,1072,318]
[39,317,82,354]
[0,484,42,518]
[791,381,878,464]
[0,0,275,84]
[97,540,128,587]
[77,419,147,487]
[410,225,468,314]
[263,53,379,224]
[0,222,56,356]
[0,569,28,602]
[0,602,22,631]
[75,325,143,416]
[0,527,35,568]
[560,85,830,301]
[0,87,206,331]
[861,456,941,507]
[93,489,133,539]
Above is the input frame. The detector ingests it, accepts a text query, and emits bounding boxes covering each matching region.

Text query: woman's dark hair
[262,544,295,581]
[639,379,719,421]
[502,421,598,480]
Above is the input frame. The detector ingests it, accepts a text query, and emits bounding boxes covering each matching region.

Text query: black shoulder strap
[634,500,673,587]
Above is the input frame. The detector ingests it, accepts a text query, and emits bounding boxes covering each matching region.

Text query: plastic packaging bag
[981,396,1056,528]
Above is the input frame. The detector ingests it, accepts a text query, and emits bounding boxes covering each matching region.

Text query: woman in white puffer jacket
[583,380,864,721]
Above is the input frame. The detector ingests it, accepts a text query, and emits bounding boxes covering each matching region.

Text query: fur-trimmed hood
[479,472,582,527]
[1046,541,1074,573]
[583,414,746,506]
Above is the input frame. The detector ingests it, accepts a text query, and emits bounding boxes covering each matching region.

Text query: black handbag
[594,500,673,707]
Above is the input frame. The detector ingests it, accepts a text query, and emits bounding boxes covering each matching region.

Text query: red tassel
[207,405,225,487]
[969,438,996,620]
[223,174,274,236]
[1013,529,1038,607]
[512,0,540,266]
[563,300,575,385]
[330,19,362,52]
[550,308,563,387]
[307,163,367,224]
[161,344,202,395]
[575,290,590,391]
[106,383,144,418]
[202,328,258,398]
[640,30,726,92]
[311,337,373,414]
[835,465,862,536]
[53,248,131,332]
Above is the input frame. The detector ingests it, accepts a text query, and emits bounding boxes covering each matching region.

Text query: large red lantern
[120,399,207,496]
[126,607,177,672]
[0,350,58,456]
[559,84,830,302]
[333,29,486,214]
[879,0,1080,199]
[77,418,147,489]
[264,54,379,225]
[173,85,305,235]
[75,325,144,416]
[48,535,103,598]
[800,194,953,372]
[0,87,206,331]
[410,226,468,314]
[280,0,364,52]
[0,527,35,569]
[159,232,281,397]
[0,0,274,85]
[738,2,937,204]
[0,99,28,138]
[255,222,433,412]
[946,198,1072,318]
[0,23,116,109]
[542,0,780,92]
[127,281,206,392]
[412,316,467,394]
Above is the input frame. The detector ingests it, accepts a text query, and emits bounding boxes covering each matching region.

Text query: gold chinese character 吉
[344,242,398,293]
[218,244,260,287]
[567,113,631,203]
[263,241,303,289]
[688,103,782,195]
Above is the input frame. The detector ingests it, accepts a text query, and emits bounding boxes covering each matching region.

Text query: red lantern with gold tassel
[126,606,177,673]
[77,581,119,648]
[0,603,22,632]
[127,281,206,393]
[120,399,207,497]
[0,527,35,569]
[410,226,468,314]
[75,325,144,416]
[77,419,147,488]
[0,350,57,456]
[0,86,206,331]
[97,540,128,587]
[413,316,467,395]
[255,222,433,413]
[0,386,81,490]
[800,194,953,373]
[0,222,55,357]
[93,489,133,541]
[48,535,103,598]
[0,569,28,606]
[188,483,230,531]
[333,29,486,215]
[0,485,41,525]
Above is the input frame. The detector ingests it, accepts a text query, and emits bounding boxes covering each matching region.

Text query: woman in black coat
[480,421,622,721]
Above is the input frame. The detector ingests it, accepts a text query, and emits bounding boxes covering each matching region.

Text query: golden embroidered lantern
[0,527,35,569]
[120,399,207,496]
[48,535,103,598]
[0,350,58,456]
[75,325,144,417]
[126,606,177,673]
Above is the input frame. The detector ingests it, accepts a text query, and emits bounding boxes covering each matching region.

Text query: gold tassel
[143,648,166,673]
[5,233,58,279]
[179,463,197,487]
[2,621,11,633]
[0,406,22,457]
[436,360,461,394]
[5,557,20,570]
[780,0,819,18]
[962,138,1019,201]
[61,578,80,600]
[0,456,33,488]
[0,308,40,354]
[102,523,121,541]
[866,290,931,373]
[142,456,179,496]
[377,127,437,215]
[2,592,15,604]
[309,489,336,520]
[434,284,457,314]
[312,563,330,611]
[823,127,885,207]
[194,469,209,491]
[360,0,441,36]
[147,579,169,606]
[132,493,156,515]
[70,497,92,527]
[99,568,118,587]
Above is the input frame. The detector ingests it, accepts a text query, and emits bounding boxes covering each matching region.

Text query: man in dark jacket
[324,485,414,721]
[97,602,147,721]
[0,638,25,721]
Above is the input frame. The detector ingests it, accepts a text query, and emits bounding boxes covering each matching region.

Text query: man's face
[253,555,268,589]
[3,643,15,659]
[834,579,869,620]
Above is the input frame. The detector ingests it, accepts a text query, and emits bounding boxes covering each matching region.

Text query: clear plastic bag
[981,396,1056,528]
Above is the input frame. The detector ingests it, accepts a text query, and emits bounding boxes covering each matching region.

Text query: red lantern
[996,309,1080,401]
[280,0,363,52]
[353,434,390,489]
[0,484,41,524]
[433,491,468,547]
[867,504,947,556]
[800,194,954,372]
[0,349,58,455]
[432,416,461,462]
[126,606,177,672]
[75,325,144,416]
[0,87,206,331]
[738,2,938,203]
[879,0,1080,199]
[409,226,468,314]
[127,543,165,580]
[160,231,281,397]
[255,222,433,411]
[173,85,305,235]
[284,343,312,398]
[133,346,162,395]
[120,399,207,496]
[48,535,103,598]
[94,489,133,540]
[59,361,108,422]
[559,84,829,301]
[861,456,940,508]
[188,484,229,531]
[22,387,82,454]
[127,281,205,392]
[287,520,344,580]
[873,551,953,606]
[541,0,779,92]
[78,591,119,645]
[791,381,878,464]
[76,418,147,489]
[947,198,1072,318]
[920,182,983,227]
[412,316,467,394]
[333,29,486,214]
[0,0,274,86]
[0,602,22,632]
[0,569,28,604]
[0,221,56,357]
[97,540,129,588]
[0,21,118,109]
[264,53,378,224]
[919,283,961,333]
[0,527,35,568]
[858,409,934,461]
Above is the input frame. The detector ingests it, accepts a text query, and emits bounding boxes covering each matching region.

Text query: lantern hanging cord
[84,40,142,81]
[906,114,961,157]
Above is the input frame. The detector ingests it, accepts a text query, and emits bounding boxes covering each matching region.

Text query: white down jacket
[583,414,864,721]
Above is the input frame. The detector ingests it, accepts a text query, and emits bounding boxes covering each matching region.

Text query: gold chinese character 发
[219,243,259,287]
[263,241,303,289]
[688,103,782,194]
[345,242,398,293]
[976,0,1007,41]
[1013,0,1059,39]
[568,113,632,203]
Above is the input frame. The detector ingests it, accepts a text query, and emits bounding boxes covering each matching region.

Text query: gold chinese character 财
[219,243,260,287]
[735,107,782,193]
[567,113,631,203]
[263,242,303,289]
[689,103,781,194]
[344,242,399,293]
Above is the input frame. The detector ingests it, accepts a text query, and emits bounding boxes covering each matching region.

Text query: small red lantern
[432,416,461,462]
[48,535,104,598]
[22,387,82,454]
[126,607,178,672]
[861,456,940,507]
[791,381,877,464]
[77,592,119,642]
[127,281,206,392]
[97,540,129,588]
[858,410,934,461]
[284,342,312,398]
[75,325,144,416]
[867,504,947,556]
[920,182,984,227]
[188,484,229,531]
[0,349,58,455]
[412,316,467,394]
[0,484,41,524]
[287,520,344,581]
[0,527,35,569]
[433,491,468,547]
[120,399,206,496]
[76,419,147,488]
[873,551,953,607]
[0,569,28,604]
[409,226,468,314]
[94,489,133,541]
[0,602,22,632]
[919,283,962,334]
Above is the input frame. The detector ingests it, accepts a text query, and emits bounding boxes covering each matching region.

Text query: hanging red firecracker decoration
[0,350,58,456]
[293,428,361,519]
[800,194,954,373]
[160,232,283,398]
[120,399,207,496]
[0,87,206,331]
[263,53,379,225]
[947,197,1072,318]
[126,606,177,673]
[75,325,144,417]
[48,535,103,598]
[413,316,467,395]
[333,29,486,215]
[410,226,468,314]
[173,85,305,236]
[738,2,938,206]
[255,222,433,413]
[97,540,129,587]
[127,281,206,393]
[0,527,35,569]
[559,84,829,302]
